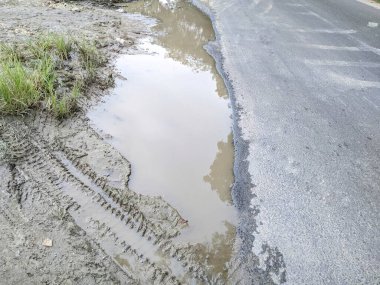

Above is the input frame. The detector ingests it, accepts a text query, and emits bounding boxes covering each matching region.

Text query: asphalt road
[199,0,380,284]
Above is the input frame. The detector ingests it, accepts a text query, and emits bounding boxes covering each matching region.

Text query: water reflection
[88,41,236,243]
[125,0,212,69]
[204,133,234,204]
[124,0,228,98]
[193,222,236,279]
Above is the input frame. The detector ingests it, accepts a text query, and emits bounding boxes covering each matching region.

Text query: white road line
[356,0,380,10]
[293,28,357,34]
[328,72,380,88]
[363,96,379,109]
[295,11,332,25]
[285,3,305,7]
[287,43,380,57]
[293,44,361,51]
[304,59,380,68]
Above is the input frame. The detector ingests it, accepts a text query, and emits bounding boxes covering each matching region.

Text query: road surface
[198,0,380,284]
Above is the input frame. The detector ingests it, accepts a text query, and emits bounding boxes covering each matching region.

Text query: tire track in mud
[0,120,220,284]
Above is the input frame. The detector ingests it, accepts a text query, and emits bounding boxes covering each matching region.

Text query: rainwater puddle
[88,0,236,278]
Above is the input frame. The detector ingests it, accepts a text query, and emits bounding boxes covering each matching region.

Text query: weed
[77,40,106,82]
[0,33,106,118]
[71,80,82,99]
[0,58,40,114]
[34,55,56,96]
[29,33,72,60]
[0,44,22,62]
[47,80,81,119]
[48,94,69,118]
[54,35,72,60]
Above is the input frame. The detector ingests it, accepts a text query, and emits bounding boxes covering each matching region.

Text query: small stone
[116,37,126,45]
[42,238,53,247]
[116,8,124,13]
[368,22,378,28]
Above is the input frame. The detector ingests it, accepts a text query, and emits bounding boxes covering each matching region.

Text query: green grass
[0,59,41,114]
[29,34,73,61]
[48,80,81,118]
[0,33,106,118]
[77,40,106,83]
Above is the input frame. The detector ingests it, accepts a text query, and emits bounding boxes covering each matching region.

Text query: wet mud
[0,0,252,284]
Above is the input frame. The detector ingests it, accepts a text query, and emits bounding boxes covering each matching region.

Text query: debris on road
[42,238,53,247]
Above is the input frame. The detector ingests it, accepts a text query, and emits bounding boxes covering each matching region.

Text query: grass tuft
[0,58,40,114]
[49,80,81,119]
[0,33,106,118]
[29,33,72,60]
[0,44,23,62]
[35,55,56,96]
[77,40,106,83]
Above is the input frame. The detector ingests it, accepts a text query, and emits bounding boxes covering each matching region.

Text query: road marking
[356,0,380,9]
[296,11,332,25]
[293,28,357,34]
[328,72,380,88]
[304,59,380,68]
[294,44,361,51]
[363,96,379,109]
[285,3,305,7]
[288,43,380,56]
[368,22,379,28]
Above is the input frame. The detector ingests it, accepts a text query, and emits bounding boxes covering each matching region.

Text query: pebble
[116,37,126,45]
[368,22,378,28]
[42,238,53,247]
[71,7,81,12]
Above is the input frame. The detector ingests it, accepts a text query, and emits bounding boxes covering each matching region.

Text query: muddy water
[88,0,236,277]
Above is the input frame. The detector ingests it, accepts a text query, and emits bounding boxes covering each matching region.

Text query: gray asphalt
[195,0,380,284]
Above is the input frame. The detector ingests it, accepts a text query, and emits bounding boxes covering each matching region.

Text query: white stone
[42,238,53,247]
[368,22,378,28]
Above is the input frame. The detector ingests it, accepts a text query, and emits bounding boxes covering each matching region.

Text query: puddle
[88,0,236,279]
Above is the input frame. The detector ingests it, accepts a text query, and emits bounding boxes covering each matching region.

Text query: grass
[29,34,73,60]
[0,33,106,118]
[77,40,106,83]
[0,59,41,113]
[48,80,82,118]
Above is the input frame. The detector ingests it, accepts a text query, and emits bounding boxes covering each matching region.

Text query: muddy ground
[0,0,258,284]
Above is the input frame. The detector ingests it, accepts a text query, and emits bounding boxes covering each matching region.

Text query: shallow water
[88,0,236,276]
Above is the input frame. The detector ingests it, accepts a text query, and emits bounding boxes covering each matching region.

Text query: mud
[0,0,251,283]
